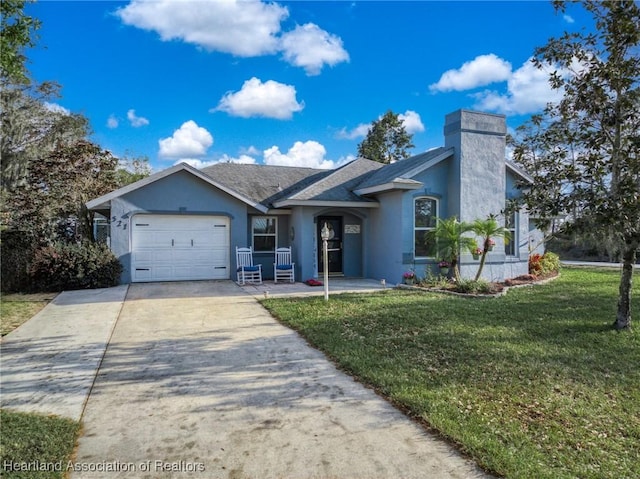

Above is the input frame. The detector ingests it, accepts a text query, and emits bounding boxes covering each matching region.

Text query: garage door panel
[131,250,154,263]
[132,231,174,249]
[132,268,152,282]
[131,215,230,282]
[190,233,219,248]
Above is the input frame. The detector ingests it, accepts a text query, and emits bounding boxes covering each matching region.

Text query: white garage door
[131,214,230,282]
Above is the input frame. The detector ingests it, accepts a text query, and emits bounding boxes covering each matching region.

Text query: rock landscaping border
[396,273,561,298]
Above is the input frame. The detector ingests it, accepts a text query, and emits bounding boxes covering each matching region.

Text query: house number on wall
[345,225,360,234]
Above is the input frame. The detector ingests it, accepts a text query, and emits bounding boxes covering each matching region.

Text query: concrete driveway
[5,280,489,479]
[0,285,128,420]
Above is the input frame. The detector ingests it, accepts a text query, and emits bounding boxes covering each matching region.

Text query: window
[414,197,438,257]
[252,216,277,252]
[505,210,517,256]
[93,216,110,245]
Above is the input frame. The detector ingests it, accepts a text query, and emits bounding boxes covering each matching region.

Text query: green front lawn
[0,410,81,479]
[263,267,640,479]
[1,293,55,336]
[2,293,78,479]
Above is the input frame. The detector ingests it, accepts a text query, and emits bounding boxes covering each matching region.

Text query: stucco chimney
[443,109,507,222]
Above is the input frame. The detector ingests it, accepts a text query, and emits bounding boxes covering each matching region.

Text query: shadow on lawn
[272,287,639,393]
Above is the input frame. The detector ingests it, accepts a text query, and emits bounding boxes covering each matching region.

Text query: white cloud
[338,110,424,140]
[173,159,217,169]
[241,145,260,156]
[280,23,349,75]
[44,102,70,115]
[107,115,119,129]
[159,120,213,158]
[174,154,257,169]
[563,14,575,24]
[398,110,425,134]
[429,54,512,92]
[214,77,304,119]
[115,1,348,75]
[337,123,371,140]
[472,59,563,115]
[337,153,356,166]
[116,0,287,57]
[219,154,258,164]
[263,140,343,169]
[127,109,149,127]
[430,53,566,116]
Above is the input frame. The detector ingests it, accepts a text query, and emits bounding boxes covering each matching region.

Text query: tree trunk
[474,237,491,281]
[452,257,460,282]
[80,206,95,242]
[614,243,636,330]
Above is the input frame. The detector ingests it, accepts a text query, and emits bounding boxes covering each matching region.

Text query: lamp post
[321,222,330,301]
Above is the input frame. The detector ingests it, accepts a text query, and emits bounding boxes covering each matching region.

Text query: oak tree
[511,0,640,329]
[357,110,414,164]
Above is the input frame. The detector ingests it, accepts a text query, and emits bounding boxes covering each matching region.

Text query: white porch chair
[274,247,295,283]
[236,246,262,285]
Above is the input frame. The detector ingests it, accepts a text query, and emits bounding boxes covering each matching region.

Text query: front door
[318,216,343,275]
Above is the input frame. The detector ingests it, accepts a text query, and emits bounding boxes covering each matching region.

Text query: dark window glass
[414,198,438,257]
[505,211,516,256]
[415,198,437,227]
[252,217,277,252]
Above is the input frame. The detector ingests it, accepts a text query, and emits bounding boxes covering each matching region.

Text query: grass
[1,294,78,479]
[0,409,81,479]
[263,267,640,479]
[1,293,55,336]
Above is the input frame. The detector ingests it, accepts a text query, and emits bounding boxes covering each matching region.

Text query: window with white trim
[414,197,438,257]
[505,210,517,256]
[252,216,277,252]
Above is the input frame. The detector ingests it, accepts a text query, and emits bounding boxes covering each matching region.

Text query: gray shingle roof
[89,150,454,213]
[199,149,453,209]
[200,163,329,209]
[354,147,453,190]
[284,158,383,202]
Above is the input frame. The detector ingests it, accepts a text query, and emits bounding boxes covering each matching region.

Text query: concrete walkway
[239,277,389,299]
[0,285,128,420]
[72,280,488,479]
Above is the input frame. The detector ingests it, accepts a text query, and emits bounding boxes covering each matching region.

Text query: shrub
[455,278,495,294]
[529,252,560,277]
[418,270,450,289]
[539,252,560,275]
[529,253,543,275]
[1,230,37,292]
[29,242,122,292]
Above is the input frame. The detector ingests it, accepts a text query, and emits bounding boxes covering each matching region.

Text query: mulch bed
[403,272,560,297]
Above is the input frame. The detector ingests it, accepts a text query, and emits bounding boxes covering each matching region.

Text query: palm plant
[426,217,475,282]
[471,214,512,281]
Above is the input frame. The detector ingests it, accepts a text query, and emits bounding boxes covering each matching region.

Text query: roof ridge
[201,163,323,173]
[354,147,454,191]
[284,157,383,201]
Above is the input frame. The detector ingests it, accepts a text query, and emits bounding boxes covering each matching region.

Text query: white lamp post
[321,222,330,301]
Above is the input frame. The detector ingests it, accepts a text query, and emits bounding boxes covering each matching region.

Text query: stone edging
[395,273,561,299]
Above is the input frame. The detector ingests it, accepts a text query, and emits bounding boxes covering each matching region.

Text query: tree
[115,155,152,187]
[2,137,118,291]
[511,0,640,329]
[0,0,121,292]
[357,110,415,164]
[7,139,118,243]
[1,82,89,189]
[427,217,476,282]
[471,214,512,281]
[0,0,40,84]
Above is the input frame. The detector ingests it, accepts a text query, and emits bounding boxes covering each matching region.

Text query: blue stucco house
[87,109,542,284]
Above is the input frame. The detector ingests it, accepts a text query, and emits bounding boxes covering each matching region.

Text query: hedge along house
[87,109,542,285]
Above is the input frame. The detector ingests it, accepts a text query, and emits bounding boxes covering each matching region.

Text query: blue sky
[27,1,592,171]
